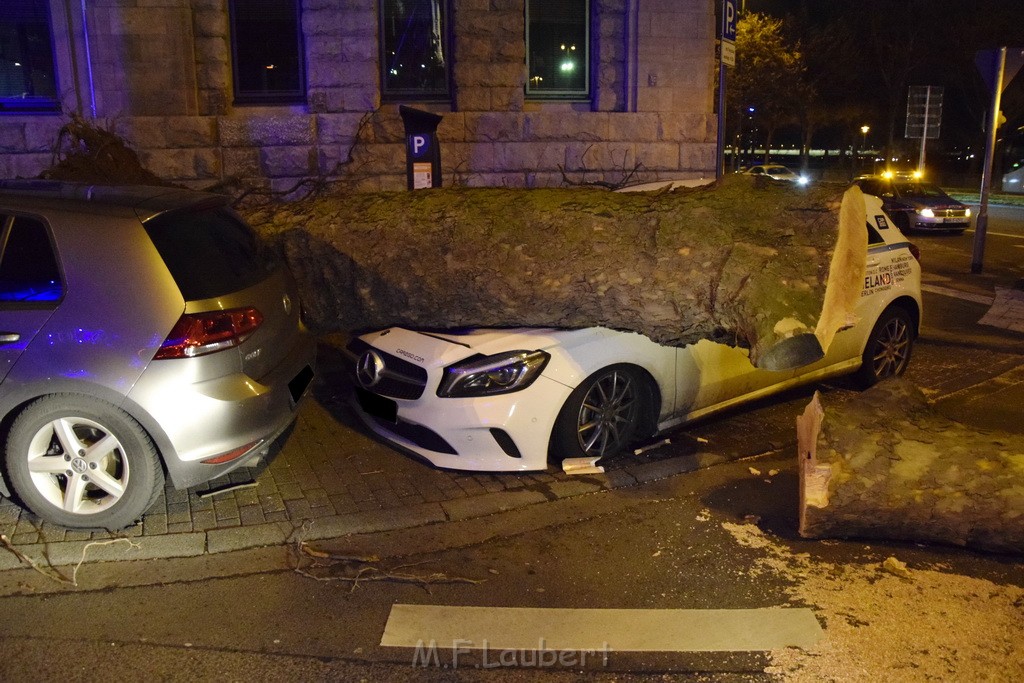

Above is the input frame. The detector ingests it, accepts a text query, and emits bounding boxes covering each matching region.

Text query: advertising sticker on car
[874,215,890,230]
[862,253,915,297]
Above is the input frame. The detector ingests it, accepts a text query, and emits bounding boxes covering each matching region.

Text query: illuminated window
[229,0,305,104]
[0,0,59,112]
[380,0,450,100]
[526,0,588,99]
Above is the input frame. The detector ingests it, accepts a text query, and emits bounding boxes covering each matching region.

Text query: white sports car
[343,195,922,472]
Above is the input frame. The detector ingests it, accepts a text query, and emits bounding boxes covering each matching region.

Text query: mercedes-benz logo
[356,350,385,388]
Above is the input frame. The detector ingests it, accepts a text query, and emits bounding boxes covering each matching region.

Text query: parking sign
[722,0,737,42]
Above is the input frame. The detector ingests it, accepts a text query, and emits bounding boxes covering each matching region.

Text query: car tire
[4,394,165,530]
[853,307,915,389]
[549,365,652,462]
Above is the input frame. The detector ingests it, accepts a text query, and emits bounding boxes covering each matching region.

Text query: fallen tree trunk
[797,380,1024,554]
[249,175,866,370]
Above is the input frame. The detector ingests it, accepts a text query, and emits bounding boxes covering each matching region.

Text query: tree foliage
[728,13,808,164]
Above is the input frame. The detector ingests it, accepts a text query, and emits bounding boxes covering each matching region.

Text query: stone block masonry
[0,0,716,190]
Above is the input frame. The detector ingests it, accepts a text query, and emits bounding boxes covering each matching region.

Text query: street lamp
[860,126,870,173]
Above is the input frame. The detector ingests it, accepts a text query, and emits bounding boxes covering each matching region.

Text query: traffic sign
[722,0,737,42]
[904,86,943,140]
[721,40,736,68]
[976,48,1024,94]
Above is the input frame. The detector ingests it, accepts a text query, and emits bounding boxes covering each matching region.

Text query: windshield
[892,182,947,198]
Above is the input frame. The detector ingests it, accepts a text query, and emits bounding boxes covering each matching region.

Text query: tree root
[292,540,486,594]
[0,533,140,587]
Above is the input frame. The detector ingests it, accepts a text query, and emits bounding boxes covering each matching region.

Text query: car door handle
[0,332,21,344]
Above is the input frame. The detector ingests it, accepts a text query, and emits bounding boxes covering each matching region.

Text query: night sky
[736,0,1024,168]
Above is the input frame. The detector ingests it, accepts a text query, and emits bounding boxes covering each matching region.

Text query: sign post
[716,0,737,179]
[972,47,1024,274]
[904,86,943,173]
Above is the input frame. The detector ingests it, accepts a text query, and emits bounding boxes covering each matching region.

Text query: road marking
[963,229,1024,240]
[921,284,995,305]
[380,604,823,652]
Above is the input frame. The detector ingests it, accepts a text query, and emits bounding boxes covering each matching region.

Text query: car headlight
[797,176,809,186]
[965,207,972,218]
[918,208,935,217]
[438,350,551,397]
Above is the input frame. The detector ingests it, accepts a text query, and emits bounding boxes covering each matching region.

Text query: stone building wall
[0,0,717,191]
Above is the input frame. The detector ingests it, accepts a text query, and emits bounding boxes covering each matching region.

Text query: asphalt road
[970,204,1024,238]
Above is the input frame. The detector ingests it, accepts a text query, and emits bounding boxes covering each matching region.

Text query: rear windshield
[143,206,269,301]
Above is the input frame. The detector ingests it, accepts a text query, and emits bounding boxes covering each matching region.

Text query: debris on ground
[634,438,671,455]
[881,556,912,579]
[561,457,606,475]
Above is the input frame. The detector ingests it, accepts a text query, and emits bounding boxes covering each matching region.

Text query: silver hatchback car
[0,182,316,529]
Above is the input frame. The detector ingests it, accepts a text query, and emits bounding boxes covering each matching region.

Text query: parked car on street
[343,194,921,472]
[742,165,809,185]
[0,181,316,529]
[854,173,971,234]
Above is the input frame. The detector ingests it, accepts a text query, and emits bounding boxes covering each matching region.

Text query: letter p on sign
[411,135,429,158]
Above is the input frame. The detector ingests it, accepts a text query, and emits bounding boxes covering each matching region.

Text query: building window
[229,0,305,104]
[380,0,450,100]
[526,0,589,99]
[0,0,59,112]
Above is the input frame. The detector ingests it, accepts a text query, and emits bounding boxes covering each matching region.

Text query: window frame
[525,0,591,101]
[0,0,61,114]
[0,212,65,307]
[228,0,307,106]
[378,0,453,102]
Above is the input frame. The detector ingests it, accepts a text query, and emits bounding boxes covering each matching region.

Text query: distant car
[742,165,809,185]
[854,174,971,234]
[1003,163,1024,194]
[0,182,316,529]
[343,194,921,473]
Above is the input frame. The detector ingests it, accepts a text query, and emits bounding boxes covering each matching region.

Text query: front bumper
[348,375,573,472]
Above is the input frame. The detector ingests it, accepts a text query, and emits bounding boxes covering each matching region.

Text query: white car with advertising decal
[343,193,922,472]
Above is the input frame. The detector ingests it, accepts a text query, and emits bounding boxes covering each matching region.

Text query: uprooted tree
[32,115,867,369]
[249,176,867,370]
[797,379,1024,555]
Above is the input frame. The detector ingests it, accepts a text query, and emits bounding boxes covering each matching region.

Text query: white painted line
[963,229,1024,240]
[921,284,995,305]
[380,604,823,652]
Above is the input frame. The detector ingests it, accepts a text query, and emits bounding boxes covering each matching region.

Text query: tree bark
[249,175,867,370]
[798,379,1024,554]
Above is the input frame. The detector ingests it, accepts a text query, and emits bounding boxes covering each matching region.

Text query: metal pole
[917,87,930,174]
[971,47,1007,275]
[716,57,726,179]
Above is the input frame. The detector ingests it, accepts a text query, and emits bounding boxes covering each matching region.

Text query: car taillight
[154,307,263,359]
[908,242,921,264]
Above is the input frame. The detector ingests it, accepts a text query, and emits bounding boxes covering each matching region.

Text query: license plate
[356,387,398,423]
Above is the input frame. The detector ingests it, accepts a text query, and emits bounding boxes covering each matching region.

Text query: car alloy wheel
[551,365,650,462]
[26,415,130,515]
[5,394,164,529]
[576,369,640,457]
[856,307,914,387]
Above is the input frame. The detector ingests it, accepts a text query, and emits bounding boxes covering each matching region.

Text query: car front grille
[344,338,428,400]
